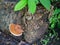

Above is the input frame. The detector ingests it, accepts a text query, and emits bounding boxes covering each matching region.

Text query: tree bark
[0,0,49,43]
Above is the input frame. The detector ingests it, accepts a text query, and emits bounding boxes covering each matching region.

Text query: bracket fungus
[9,23,24,36]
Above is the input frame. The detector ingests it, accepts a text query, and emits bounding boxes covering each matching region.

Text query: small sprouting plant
[49,8,60,29]
[14,0,51,14]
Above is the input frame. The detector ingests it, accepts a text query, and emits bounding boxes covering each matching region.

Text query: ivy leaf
[28,0,36,14]
[14,0,27,11]
[39,0,51,11]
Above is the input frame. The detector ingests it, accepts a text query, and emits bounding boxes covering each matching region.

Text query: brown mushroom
[9,23,24,36]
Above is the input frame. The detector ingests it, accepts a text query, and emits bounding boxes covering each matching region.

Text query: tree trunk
[22,5,49,43]
[0,0,49,43]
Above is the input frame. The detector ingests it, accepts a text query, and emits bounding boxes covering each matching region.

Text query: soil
[0,30,19,45]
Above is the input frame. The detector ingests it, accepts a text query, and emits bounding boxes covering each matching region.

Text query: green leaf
[58,14,60,18]
[51,23,55,29]
[39,0,51,11]
[53,9,60,15]
[49,17,53,23]
[35,0,39,4]
[14,0,27,11]
[28,0,36,14]
[57,14,60,28]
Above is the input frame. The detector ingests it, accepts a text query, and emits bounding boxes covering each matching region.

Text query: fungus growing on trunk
[9,23,24,36]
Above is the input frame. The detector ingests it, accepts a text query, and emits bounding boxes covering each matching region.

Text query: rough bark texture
[0,1,23,32]
[22,6,49,43]
[0,1,24,41]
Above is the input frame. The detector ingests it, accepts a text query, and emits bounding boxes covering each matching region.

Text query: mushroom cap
[9,23,24,36]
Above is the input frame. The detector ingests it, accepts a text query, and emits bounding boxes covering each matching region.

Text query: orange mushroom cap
[9,23,24,36]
